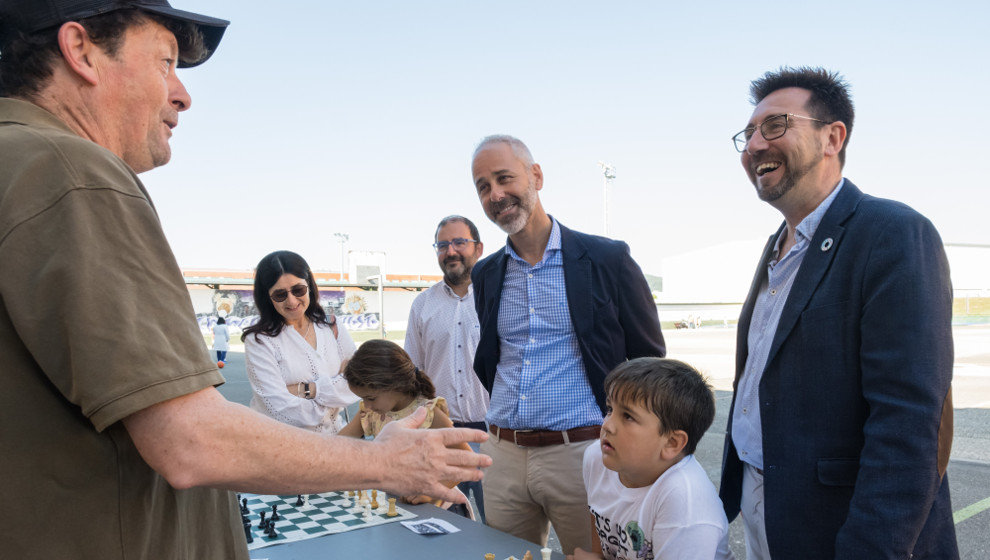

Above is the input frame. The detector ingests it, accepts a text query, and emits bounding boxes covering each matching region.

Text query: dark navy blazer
[720,181,958,559]
[471,221,665,417]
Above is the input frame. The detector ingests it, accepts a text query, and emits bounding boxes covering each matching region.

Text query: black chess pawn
[266,519,279,539]
[295,494,304,507]
[240,497,249,515]
[243,519,253,544]
[270,504,280,521]
[258,511,268,530]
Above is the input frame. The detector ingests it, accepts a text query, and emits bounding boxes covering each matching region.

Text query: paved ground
[217,324,990,558]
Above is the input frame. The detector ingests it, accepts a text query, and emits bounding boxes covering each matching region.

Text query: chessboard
[239,491,417,550]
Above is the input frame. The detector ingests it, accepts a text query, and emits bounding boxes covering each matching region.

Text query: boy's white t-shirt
[583,444,735,560]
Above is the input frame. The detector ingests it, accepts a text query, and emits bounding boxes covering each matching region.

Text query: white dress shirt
[404,281,489,424]
[245,321,358,434]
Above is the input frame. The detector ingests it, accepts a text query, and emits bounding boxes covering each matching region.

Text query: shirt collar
[0,98,78,135]
[773,178,845,254]
[440,280,473,300]
[504,216,561,265]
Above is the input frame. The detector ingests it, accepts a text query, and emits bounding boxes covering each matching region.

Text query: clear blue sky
[144,0,990,277]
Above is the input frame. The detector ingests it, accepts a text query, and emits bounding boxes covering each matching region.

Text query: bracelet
[303,382,312,399]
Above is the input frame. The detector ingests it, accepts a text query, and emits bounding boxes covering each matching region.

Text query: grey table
[252,501,566,560]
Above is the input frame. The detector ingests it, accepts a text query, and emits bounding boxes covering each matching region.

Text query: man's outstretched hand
[372,406,491,503]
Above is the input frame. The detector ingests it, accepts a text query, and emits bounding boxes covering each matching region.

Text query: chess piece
[243,518,253,544]
[295,494,304,507]
[266,519,279,539]
[484,554,495,560]
[302,493,311,509]
[371,490,379,510]
[523,552,533,560]
[540,547,552,560]
[363,503,373,519]
[240,497,249,515]
[386,497,398,517]
[271,504,280,521]
[258,511,268,530]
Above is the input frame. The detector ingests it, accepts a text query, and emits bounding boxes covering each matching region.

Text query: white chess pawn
[363,503,373,519]
[540,547,552,560]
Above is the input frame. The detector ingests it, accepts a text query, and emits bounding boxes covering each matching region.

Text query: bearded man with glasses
[720,67,957,559]
[404,214,490,521]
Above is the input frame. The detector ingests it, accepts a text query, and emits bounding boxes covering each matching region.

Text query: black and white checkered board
[240,491,417,550]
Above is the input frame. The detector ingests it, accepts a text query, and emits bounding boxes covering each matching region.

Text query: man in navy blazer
[470,135,665,553]
[721,67,957,559]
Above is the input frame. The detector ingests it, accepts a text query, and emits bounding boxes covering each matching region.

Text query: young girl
[338,339,474,518]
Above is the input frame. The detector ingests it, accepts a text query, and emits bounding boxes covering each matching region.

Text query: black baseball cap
[0,0,229,67]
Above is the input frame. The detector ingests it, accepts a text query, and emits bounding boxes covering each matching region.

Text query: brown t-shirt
[0,98,248,559]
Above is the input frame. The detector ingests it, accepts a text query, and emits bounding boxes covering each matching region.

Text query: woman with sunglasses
[242,250,358,434]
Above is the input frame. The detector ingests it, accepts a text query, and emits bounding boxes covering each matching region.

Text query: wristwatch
[303,382,312,399]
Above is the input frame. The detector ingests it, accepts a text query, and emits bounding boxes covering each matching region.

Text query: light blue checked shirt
[733,179,844,469]
[486,219,604,431]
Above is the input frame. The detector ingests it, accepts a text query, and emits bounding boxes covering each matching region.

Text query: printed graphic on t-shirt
[591,508,654,560]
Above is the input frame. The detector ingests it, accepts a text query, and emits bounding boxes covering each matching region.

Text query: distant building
[660,240,990,304]
[658,240,767,304]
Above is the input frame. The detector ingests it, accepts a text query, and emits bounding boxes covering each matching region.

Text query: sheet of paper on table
[400,517,462,535]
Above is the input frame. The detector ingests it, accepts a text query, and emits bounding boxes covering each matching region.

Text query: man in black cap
[0,2,490,558]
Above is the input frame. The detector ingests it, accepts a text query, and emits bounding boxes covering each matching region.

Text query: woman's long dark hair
[242,250,329,342]
[343,339,436,399]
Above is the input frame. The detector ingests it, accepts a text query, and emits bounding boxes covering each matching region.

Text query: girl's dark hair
[216,317,226,325]
[241,250,329,342]
[344,339,435,399]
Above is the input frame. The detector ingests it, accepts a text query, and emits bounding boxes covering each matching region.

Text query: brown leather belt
[489,424,601,447]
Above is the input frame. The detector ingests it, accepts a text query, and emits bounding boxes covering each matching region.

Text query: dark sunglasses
[269,283,308,303]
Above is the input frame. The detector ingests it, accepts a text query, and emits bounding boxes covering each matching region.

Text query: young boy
[568,358,734,560]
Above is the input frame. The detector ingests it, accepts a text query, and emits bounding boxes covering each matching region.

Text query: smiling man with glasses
[719,67,957,560]
[405,214,490,521]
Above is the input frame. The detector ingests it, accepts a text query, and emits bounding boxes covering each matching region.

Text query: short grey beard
[444,265,472,286]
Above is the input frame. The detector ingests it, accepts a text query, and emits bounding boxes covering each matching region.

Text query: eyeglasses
[269,283,308,303]
[433,237,478,254]
[732,113,832,152]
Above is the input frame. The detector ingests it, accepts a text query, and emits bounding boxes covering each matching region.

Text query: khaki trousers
[741,462,772,560]
[480,435,594,555]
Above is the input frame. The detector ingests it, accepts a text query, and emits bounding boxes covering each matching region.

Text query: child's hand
[400,494,435,505]
[567,547,603,560]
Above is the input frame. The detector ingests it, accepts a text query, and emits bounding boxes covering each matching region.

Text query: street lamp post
[333,232,349,280]
[597,162,616,237]
[367,274,385,339]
